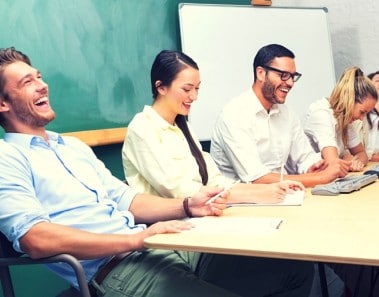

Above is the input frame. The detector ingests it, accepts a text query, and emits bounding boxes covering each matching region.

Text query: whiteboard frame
[179,3,335,141]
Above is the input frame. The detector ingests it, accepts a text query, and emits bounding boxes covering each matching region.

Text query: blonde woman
[304,67,377,171]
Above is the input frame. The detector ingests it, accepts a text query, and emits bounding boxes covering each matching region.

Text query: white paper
[185,216,283,234]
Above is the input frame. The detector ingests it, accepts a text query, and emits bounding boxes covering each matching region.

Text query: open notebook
[228,190,305,207]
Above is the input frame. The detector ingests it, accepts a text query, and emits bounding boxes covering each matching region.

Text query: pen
[205,180,240,205]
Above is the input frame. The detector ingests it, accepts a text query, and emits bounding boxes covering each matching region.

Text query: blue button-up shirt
[0,131,144,287]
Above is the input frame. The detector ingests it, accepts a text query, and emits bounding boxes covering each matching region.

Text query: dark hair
[367,109,379,130]
[150,50,208,185]
[368,71,379,80]
[367,70,379,130]
[0,47,31,98]
[253,44,295,81]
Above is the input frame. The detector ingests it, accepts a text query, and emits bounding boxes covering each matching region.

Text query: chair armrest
[0,254,91,297]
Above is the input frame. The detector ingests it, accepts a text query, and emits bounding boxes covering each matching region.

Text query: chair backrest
[0,231,19,297]
[0,232,22,258]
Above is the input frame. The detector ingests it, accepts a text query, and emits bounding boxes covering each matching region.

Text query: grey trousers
[91,249,314,297]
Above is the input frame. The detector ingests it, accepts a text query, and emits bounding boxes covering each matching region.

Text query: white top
[366,112,379,158]
[303,97,361,157]
[122,106,230,198]
[210,89,321,182]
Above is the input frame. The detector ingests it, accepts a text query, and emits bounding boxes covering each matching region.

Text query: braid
[175,115,208,185]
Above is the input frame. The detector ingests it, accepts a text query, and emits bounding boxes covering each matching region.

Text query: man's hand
[147,220,194,235]
[307,159,327,173]
[278,180,305,191]
[308,158,351,177]
[137,220,195,250]
[252,180,305,204]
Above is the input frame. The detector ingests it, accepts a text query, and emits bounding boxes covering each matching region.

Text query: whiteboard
[179,4,335,140]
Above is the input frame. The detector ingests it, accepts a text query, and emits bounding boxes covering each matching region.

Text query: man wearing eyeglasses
[210,43,349,189]
[210,43,348,297]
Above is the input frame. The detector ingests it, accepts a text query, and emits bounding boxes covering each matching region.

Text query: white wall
[274,0,379,78]
[181,4,336,139]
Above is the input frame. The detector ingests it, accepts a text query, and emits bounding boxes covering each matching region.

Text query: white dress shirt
[210,88,320,182]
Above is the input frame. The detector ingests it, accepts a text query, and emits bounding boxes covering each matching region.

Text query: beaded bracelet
[183,197,193,218]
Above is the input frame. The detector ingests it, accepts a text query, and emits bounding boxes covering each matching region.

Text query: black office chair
[0,232,91,297]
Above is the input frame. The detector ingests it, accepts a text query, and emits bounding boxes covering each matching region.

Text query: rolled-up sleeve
[0,143,50,252]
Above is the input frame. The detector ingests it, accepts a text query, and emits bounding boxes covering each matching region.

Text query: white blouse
[304,97,361,157]
[366,111,379,158]
[122,105,230,198]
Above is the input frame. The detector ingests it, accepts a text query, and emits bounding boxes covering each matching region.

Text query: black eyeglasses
[263,65,302,82]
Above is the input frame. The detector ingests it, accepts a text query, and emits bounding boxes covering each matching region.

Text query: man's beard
[261,80,283,105]
[11,101,55,127]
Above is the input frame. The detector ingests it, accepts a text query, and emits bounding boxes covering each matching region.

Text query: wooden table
[145,177,379,267]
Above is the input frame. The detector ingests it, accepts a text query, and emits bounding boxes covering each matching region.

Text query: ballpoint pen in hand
[205,180,240,205]
[280,163,285,182]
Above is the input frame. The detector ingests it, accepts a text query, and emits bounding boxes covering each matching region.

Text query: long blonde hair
[329,67,377,147]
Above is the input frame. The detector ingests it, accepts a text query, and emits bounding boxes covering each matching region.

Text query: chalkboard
[179,4,336,140]
[0,0,250,138]
[0,1,171,134]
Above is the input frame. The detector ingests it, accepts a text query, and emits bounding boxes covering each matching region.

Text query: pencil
[280,163,285,182]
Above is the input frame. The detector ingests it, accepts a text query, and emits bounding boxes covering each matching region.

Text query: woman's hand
[188,186,229,217]
[349,157,365,172]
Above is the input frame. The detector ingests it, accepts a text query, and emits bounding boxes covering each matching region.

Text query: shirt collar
[4,130,65,148]
[248,88,280,116]
[143,105,179,131]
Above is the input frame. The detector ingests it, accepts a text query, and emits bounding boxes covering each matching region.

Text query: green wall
[0,266,70,297]
[94,143,124,180]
